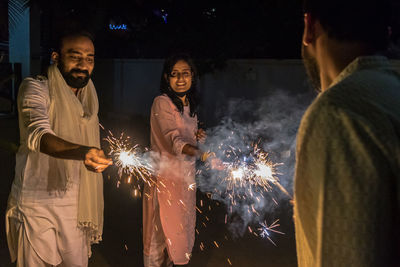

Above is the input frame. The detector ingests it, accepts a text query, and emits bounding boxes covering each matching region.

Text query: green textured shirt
[294,56,400,267]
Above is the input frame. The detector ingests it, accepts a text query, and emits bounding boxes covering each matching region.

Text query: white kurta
[143,94,197,265]
[294,56,400,267]
[6,76,87,266]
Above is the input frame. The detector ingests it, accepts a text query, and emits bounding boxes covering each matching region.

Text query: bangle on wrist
[200,151,216,162]
[200,152,207,162]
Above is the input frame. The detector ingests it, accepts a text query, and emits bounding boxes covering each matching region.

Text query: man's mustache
[70,69,89,76]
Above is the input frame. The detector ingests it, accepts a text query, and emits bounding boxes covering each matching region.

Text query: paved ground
[0,115,297,267]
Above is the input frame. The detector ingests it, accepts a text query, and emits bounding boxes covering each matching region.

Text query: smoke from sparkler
[197,90,312,239]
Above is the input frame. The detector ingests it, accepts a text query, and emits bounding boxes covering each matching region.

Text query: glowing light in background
[204,7,217,19]
[153,9,168,23]
[109,24,128,30]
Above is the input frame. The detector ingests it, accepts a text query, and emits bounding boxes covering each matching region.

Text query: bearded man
[294,0,400,266]
[5,30,112,267]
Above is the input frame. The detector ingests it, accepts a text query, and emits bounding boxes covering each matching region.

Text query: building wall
[94,58,400,124]
[94,59,312,120]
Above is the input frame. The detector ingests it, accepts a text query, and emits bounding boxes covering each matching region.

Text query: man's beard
[301,45,321,92]
[57,60,91,89]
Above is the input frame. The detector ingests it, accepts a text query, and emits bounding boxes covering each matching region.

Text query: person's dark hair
[303,0,392,50]
[54,29,95,54]
[160,53,198,117]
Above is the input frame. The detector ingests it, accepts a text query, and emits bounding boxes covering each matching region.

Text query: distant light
[162,13,168,23]
[153,8,168,24]
[204,7,217,19]
[109,24,128,30]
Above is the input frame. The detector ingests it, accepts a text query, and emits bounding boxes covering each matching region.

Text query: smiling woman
[159,54,198,117]
[166,61,193,96]
[142,53,224,266]
[142,53,211,267]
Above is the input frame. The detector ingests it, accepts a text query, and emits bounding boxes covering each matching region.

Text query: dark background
[1,1,400,266]
[2,0,399,60]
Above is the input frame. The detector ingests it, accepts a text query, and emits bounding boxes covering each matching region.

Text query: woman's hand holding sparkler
[84,147,113,173]
[196,128,207,144]
[182,144,224,170]
[209,157,225,170]
[200,151,225,170]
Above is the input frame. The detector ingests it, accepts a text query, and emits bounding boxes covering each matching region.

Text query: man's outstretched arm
[40,133,112,173]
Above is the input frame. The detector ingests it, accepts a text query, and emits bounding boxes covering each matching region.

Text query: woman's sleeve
[18,78,55,152]
[151,97,187,155]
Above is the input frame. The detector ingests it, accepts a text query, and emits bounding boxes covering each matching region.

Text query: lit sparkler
[105,131,155,188]
[201,142,289,246]
[221,144,289,206]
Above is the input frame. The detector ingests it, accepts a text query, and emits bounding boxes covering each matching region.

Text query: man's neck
[317,36,377,91]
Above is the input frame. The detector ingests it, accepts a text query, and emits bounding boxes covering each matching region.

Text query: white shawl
[47,64,103,251]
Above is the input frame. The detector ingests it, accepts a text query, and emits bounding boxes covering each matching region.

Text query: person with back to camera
[294,0,400,266]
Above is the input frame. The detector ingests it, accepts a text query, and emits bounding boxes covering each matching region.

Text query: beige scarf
[47,64,103,252]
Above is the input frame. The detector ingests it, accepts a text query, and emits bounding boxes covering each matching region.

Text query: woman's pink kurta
[143,94,197,264]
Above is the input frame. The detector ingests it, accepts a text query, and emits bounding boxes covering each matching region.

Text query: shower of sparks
[105,131,155,188]
[197,141,290,246]
[220,144,290,206]
[185,253,192,260]
[256,219,285,246]
[188,183,196,191]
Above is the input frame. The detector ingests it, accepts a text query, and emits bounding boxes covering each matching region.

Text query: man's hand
[84,148,113,173]
[40,133,113,173]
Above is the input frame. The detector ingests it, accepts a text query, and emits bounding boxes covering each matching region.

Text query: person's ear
[164,73,169,82]
[51,52,60,64]
[302,13,316,47]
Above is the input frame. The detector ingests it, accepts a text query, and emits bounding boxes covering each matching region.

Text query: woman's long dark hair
[160,53,198,117]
